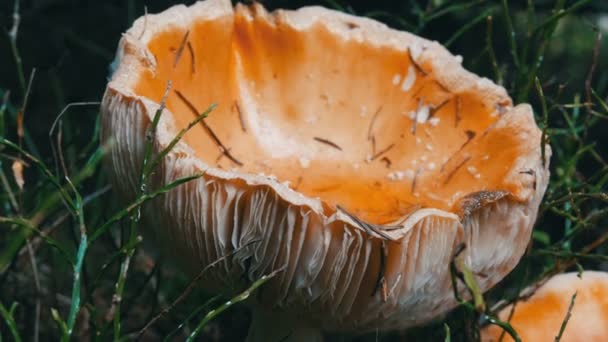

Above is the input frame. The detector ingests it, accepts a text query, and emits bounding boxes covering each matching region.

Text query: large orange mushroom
[101,0,550,339]
[482,271,608,342]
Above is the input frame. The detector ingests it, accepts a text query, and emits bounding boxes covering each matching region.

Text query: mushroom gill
[101,0,551,340]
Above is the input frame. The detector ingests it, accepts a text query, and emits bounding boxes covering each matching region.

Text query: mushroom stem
[247,309,323,342]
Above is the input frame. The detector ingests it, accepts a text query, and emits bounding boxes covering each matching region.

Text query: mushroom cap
[101,0,550,333]
[482,271,608,342]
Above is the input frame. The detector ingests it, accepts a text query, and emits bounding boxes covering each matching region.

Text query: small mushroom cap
[101,0,550,333]
[482,271,608,342]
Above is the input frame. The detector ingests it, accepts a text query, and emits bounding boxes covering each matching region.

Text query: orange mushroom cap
[101,0,550,339]
[482,271,608,342]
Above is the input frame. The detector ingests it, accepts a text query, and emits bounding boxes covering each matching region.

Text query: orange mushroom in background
[101,0,551,340]
[482,271,608,342]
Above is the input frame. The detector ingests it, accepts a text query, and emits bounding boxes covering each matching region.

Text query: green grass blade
[145,103,216,177]
[554,292,577,342]
[8,0,26,95]
[65,234,87,339]
[535,77,550,167]
[140,81,172,186]
[89,174,201,243]
[426,0,484,22]
[364,11,416,32]
[0,216,75,265]
[163,295,222,342]
[0,138,75,210]
[0,90,8,139]
[486,16,503,85]
[501,0,519,67]
[444,10,491,47]
[51,308,69,340]
[485,315,521,342]
[591,89,608,115]
[0,302,22,342]
[533,0,592,36]
[186,268,284,342]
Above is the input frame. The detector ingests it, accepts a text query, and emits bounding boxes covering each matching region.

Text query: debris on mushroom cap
[100,0,551,339]
[482,272,608,342]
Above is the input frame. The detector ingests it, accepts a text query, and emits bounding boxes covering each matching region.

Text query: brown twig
[186,41,195,74]
[411,98,422,135]
[173,31,190,69]
[411,167,422,194]
[408,48,427,76]
[367,106,383,141]
[234,101,247,133]
[175,90,243,166]
[440,131,475,172]
[385,204,422,230]
[443,156,471,185]
[429,99,449,119]
[454,95,462,127]
[412,83,428,101]
[519,169,537,190]
[483,109,505,132]
[336,205,399,242]
[434,79,450,93]
[369,143,395,162]
[464,130,476,141]
[380,157,392,168]
[215,150,226,164]
[313,137,342,151]
[370,135,377,155]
